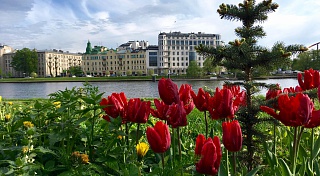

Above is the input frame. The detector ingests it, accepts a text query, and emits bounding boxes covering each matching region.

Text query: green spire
[85,40,92,54]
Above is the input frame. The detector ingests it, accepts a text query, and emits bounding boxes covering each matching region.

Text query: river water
[0,78,299,99]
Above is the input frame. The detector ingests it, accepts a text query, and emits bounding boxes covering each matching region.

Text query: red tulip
[208,87,235,120]
[195,136,222,176]
[150,99,170,121]
[146,121,171,153]
[191,88,211,112]
[304,110,320,128]
[260,93,313,127]
[166,101,187,128]
[195,134,206,156]
[179,84,195,114]
[125,98,151,123]
[266,84,282,100]
[298,68,320,90]
[283,86,302,94]
[100,92,127,121]
[222,120,242,152]
[158,78,180,105]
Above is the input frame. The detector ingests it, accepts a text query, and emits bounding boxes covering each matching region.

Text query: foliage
[147,69,154,76]
[292,50,320,71]
[186,61,202,78]
[68,66,83,76]
[30,72,38,78]
[126,70,132,76]
[11,48,38,75]
[136,70,143,76]
[196,0,307,171]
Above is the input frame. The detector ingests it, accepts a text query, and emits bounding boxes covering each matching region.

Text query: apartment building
[158,31,221,74]
[0,44,14,76]
[1,49,81,77]
[82,40,153,76]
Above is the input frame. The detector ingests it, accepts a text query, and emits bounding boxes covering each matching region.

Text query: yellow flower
[5,114,11,122]
[117,135,123,140]
[80,154,89,164]
[136,142,149,158]
[23,121,34,128]
[53,101,61,109]
[22,146,29,154]
[8,102,13,106]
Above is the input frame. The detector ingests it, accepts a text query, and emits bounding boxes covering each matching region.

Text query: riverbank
[0,75,297,83]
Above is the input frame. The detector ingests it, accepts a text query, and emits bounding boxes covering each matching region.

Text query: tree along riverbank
[0,74,297,83]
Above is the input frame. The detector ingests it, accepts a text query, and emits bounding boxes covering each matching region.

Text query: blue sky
[1,0,319,53]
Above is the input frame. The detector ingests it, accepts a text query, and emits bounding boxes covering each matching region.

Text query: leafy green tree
[30,72,38,78]
[196,0,307,170]
[11,48,38,75]
[186,61,201,78]
[148,69,154,76]
[202,57,217,74]
[126,70,132,76]
[136,70,142,76]
[292,50,320,71]
[69,66,83,76]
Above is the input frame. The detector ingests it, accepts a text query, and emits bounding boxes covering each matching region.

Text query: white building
[158,31,221,74]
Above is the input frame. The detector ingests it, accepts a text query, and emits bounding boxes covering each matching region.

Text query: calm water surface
[0,78,299,99]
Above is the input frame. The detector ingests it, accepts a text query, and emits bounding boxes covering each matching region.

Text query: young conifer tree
[196,0,308,170]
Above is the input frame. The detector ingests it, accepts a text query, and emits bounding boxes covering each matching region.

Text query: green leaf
[218,162,227,176]
[245,165,263,176]
[278,158,293,176]
[34,100,42,109]
[44,160,55,170]
[297,157,306,176]
[314,161,320,176]
[312,135,320,160]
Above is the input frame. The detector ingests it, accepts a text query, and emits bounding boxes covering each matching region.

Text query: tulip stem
[292,127,297,175]
[226,149,230,176]
[292,126,304,175]
[204,111,208,138]
[161,152,165,171]
[232,152,236,176]
[125,123,129,147]
[136,123,140,145]
[172,128,175,168]
[177,127,182,161]
[311,128,314,175]
[177,127,183,175]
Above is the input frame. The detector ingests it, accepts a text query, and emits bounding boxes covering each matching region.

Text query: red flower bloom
[125,98,151,123]
[282,86,302,94]
[260,93,313,127]
[158,78,180,105]
[304,110,320,128]
[298,68,320,90]
[266,84,282,100]
[195,134,206,156]
[195,136,222,176]
[166,101,187,128]
[146,121,171,153]
[222,120,242,152]
[191,88,211,112]
[100,92,127,121]
[150,99,170,121]
[208,87,245,120]
[179,84,195,114]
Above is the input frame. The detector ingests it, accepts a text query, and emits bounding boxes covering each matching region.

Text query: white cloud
[1,0,320,52]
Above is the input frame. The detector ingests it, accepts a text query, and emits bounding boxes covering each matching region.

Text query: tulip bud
[146,121,171,153]
[222,120,242,152]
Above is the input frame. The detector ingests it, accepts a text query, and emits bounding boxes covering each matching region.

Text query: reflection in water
[0,78,298,99]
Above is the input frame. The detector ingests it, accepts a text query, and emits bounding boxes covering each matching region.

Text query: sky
[1,0,319,53]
